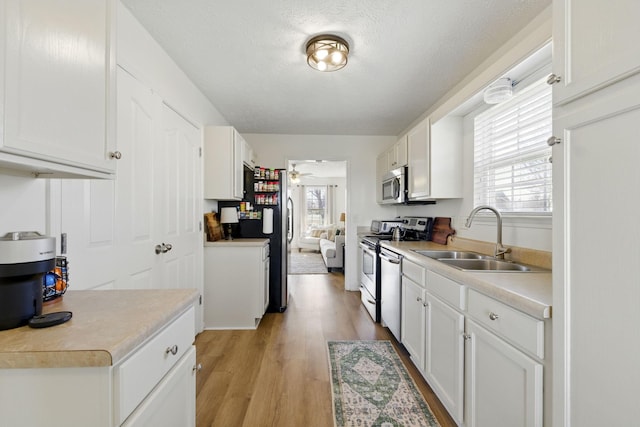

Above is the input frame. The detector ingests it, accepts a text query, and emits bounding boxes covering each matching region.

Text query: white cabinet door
[407,117,430,200]
[395,137,408,168]
[401,276,426,372]
[425,293,464,425]
[552,77,640,427]
[465,319,543,427]
[1,0,116,176]
[203,126,244,200]
[552,0,640,105]
[122,346,196,427]
[155,105,203,329]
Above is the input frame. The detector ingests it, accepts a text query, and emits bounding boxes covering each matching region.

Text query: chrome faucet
[465,205,511,259]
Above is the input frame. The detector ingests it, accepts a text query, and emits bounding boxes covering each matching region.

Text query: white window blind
[473,77,552,214]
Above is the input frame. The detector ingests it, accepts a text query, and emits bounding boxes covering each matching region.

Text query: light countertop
[0,288,198,369]
[380,240,552,320]
[204,238,269,247]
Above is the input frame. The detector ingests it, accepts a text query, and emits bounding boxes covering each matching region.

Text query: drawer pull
[165,344,179,356]
[489,312,500,321]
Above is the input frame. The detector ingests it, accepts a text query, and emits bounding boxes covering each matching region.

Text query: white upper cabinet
[203,126,244,200]
[0,0,117,178]
[387,137,408,171]
[241,138,256,170]
[551,0,640,105]
[406,116,462,201]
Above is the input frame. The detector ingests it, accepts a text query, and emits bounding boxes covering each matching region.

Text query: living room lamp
[220,207,239,240]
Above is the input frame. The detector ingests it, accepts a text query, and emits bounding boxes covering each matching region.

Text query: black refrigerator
[219,167,289,312]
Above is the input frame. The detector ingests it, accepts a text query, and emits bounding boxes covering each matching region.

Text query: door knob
[155,244,163,254]
[164,243,173,252]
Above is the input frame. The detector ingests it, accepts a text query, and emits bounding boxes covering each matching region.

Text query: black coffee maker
[0,232,55,330]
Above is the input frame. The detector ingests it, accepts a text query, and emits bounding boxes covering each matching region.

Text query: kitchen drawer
[402,258,425,288]
[115,306,195,425]
[426,270,466,310]
[467,289,544,359]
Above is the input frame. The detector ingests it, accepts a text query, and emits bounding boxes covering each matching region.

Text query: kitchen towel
[262,208,274,234]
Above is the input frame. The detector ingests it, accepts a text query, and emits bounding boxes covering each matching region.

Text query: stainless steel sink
[412,250,490,260]
[438,258,548,272]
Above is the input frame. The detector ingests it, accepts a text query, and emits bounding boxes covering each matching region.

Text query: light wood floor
[195,272,457,427]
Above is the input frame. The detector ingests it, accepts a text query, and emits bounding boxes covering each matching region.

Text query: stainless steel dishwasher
[379,247,402,341]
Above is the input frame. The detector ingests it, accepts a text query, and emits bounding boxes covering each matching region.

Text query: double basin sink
[413,250,548,272]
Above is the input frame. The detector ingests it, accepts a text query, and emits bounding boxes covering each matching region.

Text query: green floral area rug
[327,340,440,427]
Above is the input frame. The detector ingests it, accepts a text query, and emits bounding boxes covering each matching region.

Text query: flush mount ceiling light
[484,77,514,104]
[306,34,349,72]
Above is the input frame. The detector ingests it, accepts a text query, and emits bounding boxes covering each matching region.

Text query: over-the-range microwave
[381,167,406,204]
[381,166,436,205]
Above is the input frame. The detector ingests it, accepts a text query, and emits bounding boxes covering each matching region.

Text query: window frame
[471,70,553,217]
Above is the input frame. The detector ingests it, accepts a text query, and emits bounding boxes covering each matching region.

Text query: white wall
[243,133,395,290]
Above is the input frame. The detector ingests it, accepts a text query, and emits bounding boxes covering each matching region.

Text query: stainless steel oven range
[358,217,433,324]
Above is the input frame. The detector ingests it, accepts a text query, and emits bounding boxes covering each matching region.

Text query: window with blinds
[473,77,552,214]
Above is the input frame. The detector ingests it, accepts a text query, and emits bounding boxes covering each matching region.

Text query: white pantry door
[113,68,163,290]
[155,104,203,327]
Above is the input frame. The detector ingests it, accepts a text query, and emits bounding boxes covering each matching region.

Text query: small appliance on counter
[0,231,55,330]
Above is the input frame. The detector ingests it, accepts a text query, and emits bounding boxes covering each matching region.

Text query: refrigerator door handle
[287,197,294,243]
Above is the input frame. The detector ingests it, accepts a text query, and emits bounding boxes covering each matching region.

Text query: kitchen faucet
[465,205,511,259]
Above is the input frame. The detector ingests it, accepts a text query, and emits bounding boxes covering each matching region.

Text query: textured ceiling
[120,0,550,136]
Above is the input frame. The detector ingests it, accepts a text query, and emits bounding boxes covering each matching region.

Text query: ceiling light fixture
[306,34,349,72]
[483,77,514,104]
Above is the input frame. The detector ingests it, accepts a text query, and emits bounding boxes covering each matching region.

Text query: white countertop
[380,240,552,320]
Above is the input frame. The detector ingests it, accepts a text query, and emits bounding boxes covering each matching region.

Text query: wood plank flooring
[195,272,457,427]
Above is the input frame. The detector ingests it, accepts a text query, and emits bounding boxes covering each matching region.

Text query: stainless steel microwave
[381,167,406,204]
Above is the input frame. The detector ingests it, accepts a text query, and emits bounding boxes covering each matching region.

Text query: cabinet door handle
[109,151,122,160]
[192,363,203,373]
[463,333,472,341]
[165,345,178,355]
[546,74,562,85]
[547,136,562,146]
[489,312,500,321]
[423,302,428,307]
[416,296,422,302]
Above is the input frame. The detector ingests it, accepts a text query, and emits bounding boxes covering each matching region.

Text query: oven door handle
[379,252,401,264]
[359,242,376,256]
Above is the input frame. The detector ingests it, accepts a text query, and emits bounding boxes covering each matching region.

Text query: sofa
[320,233,345,272]
[297,224,333,252]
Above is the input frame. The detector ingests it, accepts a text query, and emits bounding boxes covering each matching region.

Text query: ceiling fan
[289,163,312,182]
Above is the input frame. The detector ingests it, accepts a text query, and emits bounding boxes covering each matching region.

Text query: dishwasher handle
[379,250,401,264]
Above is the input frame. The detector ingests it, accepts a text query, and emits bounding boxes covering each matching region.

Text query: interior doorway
[287,160,347,275]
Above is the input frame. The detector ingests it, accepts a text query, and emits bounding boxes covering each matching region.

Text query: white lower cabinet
[424,293,464,425]
[0,306,197,427]
[399,263,545,427]
[203,242,269,329]
[123,346,196,427]
[401,275,426,371]
[465,319,543,427]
